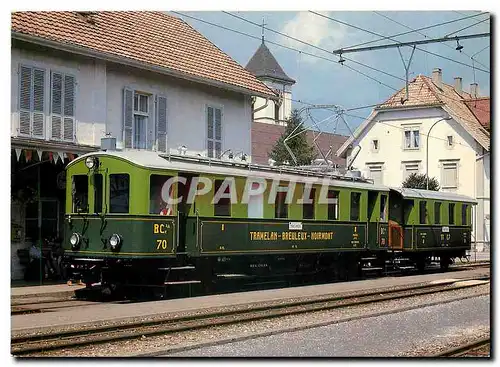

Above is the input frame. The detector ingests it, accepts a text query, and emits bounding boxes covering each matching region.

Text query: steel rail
[11,275,489,356]
[434,337,490,357]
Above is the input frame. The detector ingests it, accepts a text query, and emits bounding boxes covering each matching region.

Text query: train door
[388,191,403,249]
[177,173,198,253]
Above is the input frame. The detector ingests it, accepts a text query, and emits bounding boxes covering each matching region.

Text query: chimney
[432,68,443,89]
[454,77,462,95]
[470,83,479,98]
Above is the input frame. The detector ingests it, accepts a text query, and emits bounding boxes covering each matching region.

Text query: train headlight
[109,234,122,251]
[70,233,81,249]
[85,156,98,170]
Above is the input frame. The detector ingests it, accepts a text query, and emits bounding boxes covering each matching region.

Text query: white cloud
[280,12,349,64]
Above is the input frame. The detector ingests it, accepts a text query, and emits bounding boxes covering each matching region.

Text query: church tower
[245,39,295,125]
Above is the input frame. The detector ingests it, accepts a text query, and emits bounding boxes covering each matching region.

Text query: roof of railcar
[69,150,390,191]
[390,187,477,204]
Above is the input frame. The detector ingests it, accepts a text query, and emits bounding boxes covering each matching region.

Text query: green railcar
[63,150,474,293]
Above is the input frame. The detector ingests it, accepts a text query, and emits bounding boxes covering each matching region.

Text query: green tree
[268,109,316,166]
[402,173,440,191]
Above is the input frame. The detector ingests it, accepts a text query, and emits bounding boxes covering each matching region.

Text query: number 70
[156,239,168,250]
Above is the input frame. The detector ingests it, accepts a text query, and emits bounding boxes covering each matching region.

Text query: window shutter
[215,108,222,140]
[207,106,214,139]
[51,72,63,139]
[32,69,45,137]
[19,66,32,135]
[123,88,133,148]
[443,163,457,187]
[156,95,167,152]
[63,75,75,141]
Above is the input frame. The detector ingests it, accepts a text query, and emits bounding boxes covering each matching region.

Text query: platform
[11,267,489,333]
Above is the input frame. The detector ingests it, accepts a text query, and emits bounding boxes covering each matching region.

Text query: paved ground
[170,295,490,357]
[11,283,84,297]
[11,267,489,332]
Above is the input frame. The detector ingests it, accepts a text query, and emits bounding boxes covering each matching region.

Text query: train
[63,150,475,295]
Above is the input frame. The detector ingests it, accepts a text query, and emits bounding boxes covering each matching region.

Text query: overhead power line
[222,11,405,83]
[333,11,489,50]
[331,33,489,54]
[445,17,490,37]
[310,11,490,73]
[373,12,490,72]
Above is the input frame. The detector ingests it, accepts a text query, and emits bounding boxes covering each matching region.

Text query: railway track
[11,275,489,356]
[435,338,490,357]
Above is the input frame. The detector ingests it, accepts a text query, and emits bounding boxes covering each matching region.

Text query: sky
[172,11,490,135]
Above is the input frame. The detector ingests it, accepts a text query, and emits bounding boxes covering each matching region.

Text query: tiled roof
[246,41,295,84]
[379,74,489,150]
[337,74,490,156]
[252,122,347,166]
[464,97,490,131]
[11,11,275,97]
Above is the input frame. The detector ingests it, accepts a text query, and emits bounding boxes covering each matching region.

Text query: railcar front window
[110,174,130,213]
[328,190,339,220]
[350,192,361,221]
[380,194,388,221]
[462,204,467,225]
[72,175,88,213]
[275,191,288,219]
[94,174,103,214]
[434,202,441,224]
[214,180,231,217]
[449,203,455,225]
[303,187,316,220]
[150,175,173,215]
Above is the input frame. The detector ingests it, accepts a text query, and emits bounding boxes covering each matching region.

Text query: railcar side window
[214,180,231,217]
[110,174,130,213]
[380,194,388,221]
[72,175,88,213]
[150,175,174,215]
[303,187,316,220]
[350,192,361,221]
[419,201,427,224]
[449,203,455,225]
[462,204,467,225]
[434,202,441,224]
[403,200,414,224]
[275,190,288,219]
[327,190,339,220]
[94,174,103,214]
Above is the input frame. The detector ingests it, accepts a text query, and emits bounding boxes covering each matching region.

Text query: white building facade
[337,70,490,251]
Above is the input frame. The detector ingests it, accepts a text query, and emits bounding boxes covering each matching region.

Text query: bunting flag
[26,150,33,162]
[52,151,60,164]
[48,152,53,162]
[14,149,22,162]
[56,151,64,163]
[36,149,43,161]
[62,152,67,160]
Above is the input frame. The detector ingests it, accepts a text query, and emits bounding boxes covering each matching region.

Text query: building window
[404,128,420,150]
[447,135,454,148]
[19,65,46,138]
[434,202,441,224]
[274,102,280,124]
[214,179,231,217]
[303,187,316,220]
[371,139,379,152]
[350,192,361,221]
[449,203,455,225]
[133,92,149,150]
[462,204,467,225]
[403,162,420,180]
[207,106,222,158]
[275,190,288,219]
[72,175,88,213]
[441,161,458,188]
[367,164,383,185]
[110,174,130,213]
[419,201,427,224]
[380,194,388,222]
[327,190,339,220]
[50,71,75,142]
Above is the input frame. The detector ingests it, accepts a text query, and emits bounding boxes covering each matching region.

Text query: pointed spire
[261,17,266,44]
